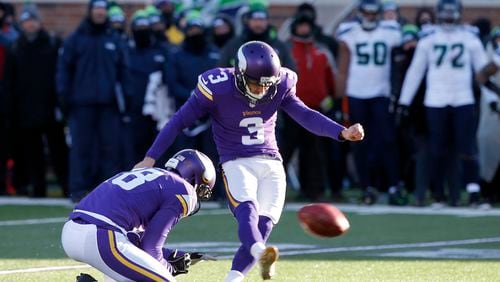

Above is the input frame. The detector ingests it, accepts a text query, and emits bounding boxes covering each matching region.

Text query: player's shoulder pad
[418,27,437,40]
[336,21,358,38]
[280,67,298,89]
[380,20,401,31]
[196,67,234,101]
[462,24,480,37]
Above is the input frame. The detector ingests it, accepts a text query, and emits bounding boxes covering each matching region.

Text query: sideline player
[134,41,364,281]
[61,149,217,282]
[336,0,402,204]
[399,0,489,205]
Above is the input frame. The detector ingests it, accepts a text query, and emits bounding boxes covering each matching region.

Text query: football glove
[167,250,191,276]
[190,252,218,265]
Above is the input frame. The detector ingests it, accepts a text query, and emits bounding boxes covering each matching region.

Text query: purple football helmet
[165,149,216,200]
[235,41,281,105]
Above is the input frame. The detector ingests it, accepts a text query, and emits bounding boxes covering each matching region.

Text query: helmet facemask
[437,0,462,25]
[358,0,381,31]
[165,149,216,201]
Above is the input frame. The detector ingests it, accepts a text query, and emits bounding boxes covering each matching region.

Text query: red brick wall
[12,3,500,38]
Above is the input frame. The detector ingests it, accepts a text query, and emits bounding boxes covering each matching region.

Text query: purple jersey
[69,167,196,261]
[147,67,346,163]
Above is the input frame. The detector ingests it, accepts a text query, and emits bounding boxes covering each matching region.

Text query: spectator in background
[286,14,339,201]
[165,14,224,202]
[122,10,166,167]
[336,0,402,205]
[145,5,170,50]
[218,1,294,69]
[4,6,68,198]
[476,27,500,204]
[0,2,15,195]
[392,24,428,205]
[0,3,19,42]
[471,17,491,47]
[398,0,489,207]
[108,5,127,40]
[294,2,339,59]
[210,14,235,49]
[414,7,435,33]
[56,0,127,203]
[155,0,184,45]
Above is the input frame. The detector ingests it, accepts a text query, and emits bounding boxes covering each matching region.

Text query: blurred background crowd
[0,0,498,208]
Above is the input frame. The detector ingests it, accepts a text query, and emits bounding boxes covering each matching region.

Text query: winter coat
[56,19,127,108]
[5,30,61,128]
[166,44,219,108]
[290,37,335,110]
[124,42,166,114]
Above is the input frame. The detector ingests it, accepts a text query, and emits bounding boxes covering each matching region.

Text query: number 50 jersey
[337,21,402,98]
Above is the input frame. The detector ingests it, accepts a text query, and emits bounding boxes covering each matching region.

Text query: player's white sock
[224,270,245,282]
[250,242,266,259]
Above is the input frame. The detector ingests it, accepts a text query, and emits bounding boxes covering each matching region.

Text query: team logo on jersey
[105,42,116,51]
[242,110,261,117]
[154,55,165,63]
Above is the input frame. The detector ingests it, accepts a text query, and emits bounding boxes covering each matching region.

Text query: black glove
[190,252,218,265]
[490,101,499,115]
[76,273,97,282]
[395,105,410,127]
[167,250,191,276]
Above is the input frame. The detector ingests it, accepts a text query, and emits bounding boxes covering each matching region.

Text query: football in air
[297,203,350,238]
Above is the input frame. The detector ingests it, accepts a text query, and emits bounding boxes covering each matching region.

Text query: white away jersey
[399,25,488,107]
[337,21,401,98]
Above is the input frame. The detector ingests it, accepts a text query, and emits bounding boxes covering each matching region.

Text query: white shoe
[259,246,279,280]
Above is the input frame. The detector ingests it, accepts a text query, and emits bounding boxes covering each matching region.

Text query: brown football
[297,203,350,238]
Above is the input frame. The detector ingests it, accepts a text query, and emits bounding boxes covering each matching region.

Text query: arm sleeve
[470,37,489,74]
[146,92,209,159]
[140,208,180,271]
[399,41,428,106]
[281,89,346,141]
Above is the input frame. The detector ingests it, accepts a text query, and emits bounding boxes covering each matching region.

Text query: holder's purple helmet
[235,41,281,105]
[165,149,216,200]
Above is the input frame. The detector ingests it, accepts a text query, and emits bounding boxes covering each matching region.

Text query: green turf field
[1,202,500,281]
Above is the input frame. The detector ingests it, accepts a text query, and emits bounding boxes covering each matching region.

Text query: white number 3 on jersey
[240,117,265,145]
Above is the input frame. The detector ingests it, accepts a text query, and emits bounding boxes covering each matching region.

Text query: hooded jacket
[290,36,335,109]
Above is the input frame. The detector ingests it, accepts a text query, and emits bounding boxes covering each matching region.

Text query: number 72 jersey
[399,26,488,107]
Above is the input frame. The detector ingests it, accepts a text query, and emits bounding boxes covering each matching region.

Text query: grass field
[1,200,500,281]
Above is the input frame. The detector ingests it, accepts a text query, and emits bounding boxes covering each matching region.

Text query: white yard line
[2,237,500,275]
[0,264,90,275]
[2,196,499,217]
[0,217,67,226]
